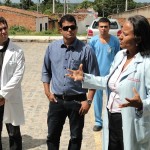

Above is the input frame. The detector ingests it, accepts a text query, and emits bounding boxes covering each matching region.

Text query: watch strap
[86,99,92,105]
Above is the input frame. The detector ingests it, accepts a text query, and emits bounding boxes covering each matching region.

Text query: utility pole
[37,0,40,13]
[125,0,128,11]
[64,0,66,15]
[102,0,104,17]
[53,0,55,13]
[66,0,69,14]
[20,0,23,9]
[67,3,68,14]
[117,4,119,13]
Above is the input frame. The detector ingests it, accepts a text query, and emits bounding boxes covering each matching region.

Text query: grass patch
[9,25,86,36]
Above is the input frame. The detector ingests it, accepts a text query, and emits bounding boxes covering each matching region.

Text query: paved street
[1,42,102,150]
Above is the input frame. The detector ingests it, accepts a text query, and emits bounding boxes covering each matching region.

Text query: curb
[9,36,87,43]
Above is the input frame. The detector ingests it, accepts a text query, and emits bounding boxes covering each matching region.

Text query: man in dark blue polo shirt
[41,14,99,150]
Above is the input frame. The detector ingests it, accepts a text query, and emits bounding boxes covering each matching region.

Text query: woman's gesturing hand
[66,64,84,81]
[119,87,143,110]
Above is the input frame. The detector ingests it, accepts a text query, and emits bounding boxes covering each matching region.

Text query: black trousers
[0,105,22,150]
[108,112,124,150]
[47,94,86,150]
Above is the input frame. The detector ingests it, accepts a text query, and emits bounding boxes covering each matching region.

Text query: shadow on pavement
[2,134,46,149]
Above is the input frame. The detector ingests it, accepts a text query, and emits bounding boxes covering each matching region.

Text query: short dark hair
[0,16,8,27]
[59,14,77,28]
[128,15,150,56]
[98,17,111,26]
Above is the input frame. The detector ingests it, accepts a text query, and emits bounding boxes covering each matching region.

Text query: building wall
[111,5,150,26]
[75,14,97,34]
[48,20,59,31]
[36,17,49,32]
[0,10,36,31]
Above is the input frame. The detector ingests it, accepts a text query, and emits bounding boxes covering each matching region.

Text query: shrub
[9,25,30,35]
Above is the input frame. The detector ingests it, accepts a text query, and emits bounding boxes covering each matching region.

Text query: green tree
[4,0,12,6]
[93,0,136,17]
[77,0,94,9]
[40,0,64,14]
[20,0,34,10]
[42,0,52,5]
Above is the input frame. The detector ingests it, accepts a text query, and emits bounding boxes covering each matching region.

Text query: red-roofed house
[0,6,49,32]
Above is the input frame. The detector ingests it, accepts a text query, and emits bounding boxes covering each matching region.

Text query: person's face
[0,22,8,45]
[60,21,77,42]
[98,22,110,36]
[119,21,137,52]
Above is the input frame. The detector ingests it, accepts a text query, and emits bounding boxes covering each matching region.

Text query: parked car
[86,18,122,43]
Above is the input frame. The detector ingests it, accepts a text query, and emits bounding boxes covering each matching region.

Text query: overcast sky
[1,0,150,3]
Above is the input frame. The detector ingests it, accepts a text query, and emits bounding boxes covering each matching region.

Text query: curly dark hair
[128,15,150,56]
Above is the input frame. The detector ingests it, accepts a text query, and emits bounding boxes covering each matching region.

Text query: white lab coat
[83,49,150,150]
[0,40,25,126]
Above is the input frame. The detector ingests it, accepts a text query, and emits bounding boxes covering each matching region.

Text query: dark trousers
[0,105,22,150]
[47,94,86,150]
[108,112,124,150]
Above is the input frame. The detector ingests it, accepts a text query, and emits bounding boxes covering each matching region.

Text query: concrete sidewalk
[9,35,87,43]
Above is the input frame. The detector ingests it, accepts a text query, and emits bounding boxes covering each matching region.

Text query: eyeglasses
[0,26,8,32]
[62,25,77,31]
[99,26,108,28]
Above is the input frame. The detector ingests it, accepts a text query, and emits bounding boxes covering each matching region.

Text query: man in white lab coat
[0,16,25,150]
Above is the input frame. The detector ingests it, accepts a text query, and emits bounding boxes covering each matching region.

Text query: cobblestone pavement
[1,42,103,150]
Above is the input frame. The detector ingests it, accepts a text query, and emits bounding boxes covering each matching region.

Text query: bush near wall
[9,26,30,35]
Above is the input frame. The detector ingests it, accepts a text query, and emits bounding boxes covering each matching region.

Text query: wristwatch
[86,99,93,105]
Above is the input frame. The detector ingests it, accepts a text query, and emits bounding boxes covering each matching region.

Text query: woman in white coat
[0,17,25,150]
[66,15,150,150]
